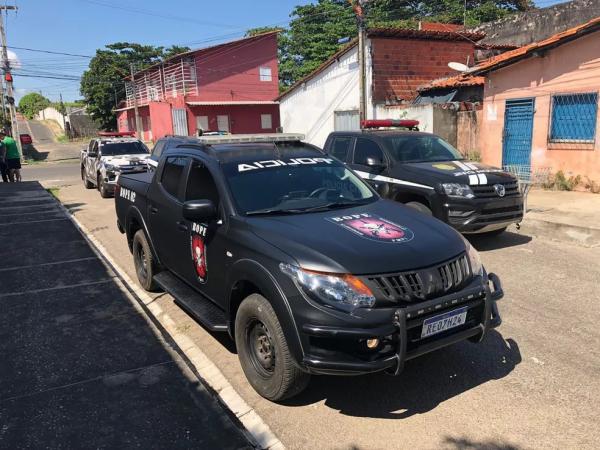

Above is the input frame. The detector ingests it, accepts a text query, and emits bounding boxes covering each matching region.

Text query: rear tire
[132,230,160,292]
[235,294,310,401]
[98,174,111,198]
[405,201,432,216]
[82,167,94,189]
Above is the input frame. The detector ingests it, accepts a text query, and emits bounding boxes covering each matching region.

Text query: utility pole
[130,63,142,138]
[351,1,368,126]
[0,5,18,149]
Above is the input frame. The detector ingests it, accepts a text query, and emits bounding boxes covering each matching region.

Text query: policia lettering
[191,222,208,283]
[238,157,334,172]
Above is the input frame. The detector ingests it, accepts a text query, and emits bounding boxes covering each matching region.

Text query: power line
[7,45,92,58]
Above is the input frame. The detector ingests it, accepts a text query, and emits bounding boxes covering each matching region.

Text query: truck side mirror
[365,157,386,171]
[183,200,217,222]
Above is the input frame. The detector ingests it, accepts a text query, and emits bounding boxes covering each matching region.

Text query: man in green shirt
[0,131,21,182]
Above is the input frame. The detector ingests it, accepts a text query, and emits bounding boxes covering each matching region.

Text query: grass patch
[56,134,69,143]
[23,158,43,165]
[47,187,60,199]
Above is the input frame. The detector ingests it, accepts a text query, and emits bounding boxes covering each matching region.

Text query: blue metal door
[502,99,534,167]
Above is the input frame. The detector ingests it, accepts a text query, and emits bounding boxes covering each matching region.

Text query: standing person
[0,137,7,182]
[1,131,21,182]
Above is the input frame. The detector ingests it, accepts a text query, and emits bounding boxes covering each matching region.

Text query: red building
[116,31,280,141]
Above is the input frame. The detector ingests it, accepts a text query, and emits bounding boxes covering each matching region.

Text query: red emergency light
[361,119,420,129]
[98,131,136,137]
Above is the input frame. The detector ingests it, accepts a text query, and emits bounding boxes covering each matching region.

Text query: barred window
[550,93,598,142]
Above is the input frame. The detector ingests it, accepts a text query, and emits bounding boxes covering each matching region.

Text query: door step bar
[154,271,228,332]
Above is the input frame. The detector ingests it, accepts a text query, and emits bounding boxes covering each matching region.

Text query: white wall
[373,104,434,133]
[280,46,359,148]
[34,107,65,129]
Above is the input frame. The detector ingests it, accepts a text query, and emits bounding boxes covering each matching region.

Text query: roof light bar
[98,131,136,137]
[197,133,305,145]
[361,119,420,129]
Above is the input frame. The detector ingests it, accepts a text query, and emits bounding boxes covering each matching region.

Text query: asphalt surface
[25,120,56,145]
[24,165,600,449]
[22,161,81,187]
[0,182,250,449]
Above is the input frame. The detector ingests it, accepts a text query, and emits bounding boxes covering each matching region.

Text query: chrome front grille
[365,254,471,304]
[471,181,520,198]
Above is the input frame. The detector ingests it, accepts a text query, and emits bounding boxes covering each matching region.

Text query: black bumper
[300,273,503,376]
[441,195,524,233]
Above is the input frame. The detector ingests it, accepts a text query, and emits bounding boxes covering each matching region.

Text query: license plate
[421,307,468,338]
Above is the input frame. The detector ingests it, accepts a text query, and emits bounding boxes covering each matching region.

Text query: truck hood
[102,154,149,166]
[396,160,516,186]
[248,199,465,275]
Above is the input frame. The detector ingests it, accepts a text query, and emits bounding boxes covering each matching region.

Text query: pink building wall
[479,32,600,180]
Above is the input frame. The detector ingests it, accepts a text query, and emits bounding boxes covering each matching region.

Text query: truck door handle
[176,221,188,232]
[150,207,158,214]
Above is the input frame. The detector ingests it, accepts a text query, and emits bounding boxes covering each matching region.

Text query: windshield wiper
[245,208,305,216]
[301,200,373,212]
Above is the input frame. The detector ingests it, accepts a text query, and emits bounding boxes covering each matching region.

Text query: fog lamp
[366,338,379,349]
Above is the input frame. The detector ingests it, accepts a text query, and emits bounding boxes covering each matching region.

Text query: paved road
[38,166,600,449]
[0,182,250,449]
[21,161,81,187]
[25,119,56,144]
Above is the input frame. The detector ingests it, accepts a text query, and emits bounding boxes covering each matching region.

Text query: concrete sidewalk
[0,182,250,449]
[520,189,600,247]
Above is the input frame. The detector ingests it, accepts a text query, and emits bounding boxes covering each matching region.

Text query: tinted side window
[161,156,188,199]
[185,160,221,209]
[354,138,384,165]
[152,141,166,161]
[330,137,352,161]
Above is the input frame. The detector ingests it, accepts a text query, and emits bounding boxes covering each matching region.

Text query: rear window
[101,141,149,156]
[381,135,463,163]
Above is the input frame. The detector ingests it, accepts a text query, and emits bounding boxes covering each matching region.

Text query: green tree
[262,0,534,89]
[18,92,50,119]
[80,42,190,130]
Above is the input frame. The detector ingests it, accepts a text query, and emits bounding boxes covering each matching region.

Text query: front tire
[132,230,160,292]
[235,294,310,401]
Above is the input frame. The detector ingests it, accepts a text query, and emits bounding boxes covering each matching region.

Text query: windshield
[381,135,463,163]
[224,157,376,215]
[101,141,148,156]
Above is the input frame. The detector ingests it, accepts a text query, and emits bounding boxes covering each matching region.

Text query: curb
[57,196,284,450]
[519,216,600,248]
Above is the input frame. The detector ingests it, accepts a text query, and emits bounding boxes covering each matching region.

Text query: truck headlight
[441,183,475,199]
[461,236,483,276]
[280,263,375,313]
[105,164,117,172]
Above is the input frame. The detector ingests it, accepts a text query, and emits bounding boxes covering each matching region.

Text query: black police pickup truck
[115,133,503,401]
[323,121,524,235]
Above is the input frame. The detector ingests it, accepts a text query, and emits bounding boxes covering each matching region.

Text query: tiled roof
[367,27,485,42]
[418,74,485,92]
[470,16,600,75]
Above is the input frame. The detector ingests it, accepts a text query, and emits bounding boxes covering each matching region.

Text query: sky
[5,0,566,103]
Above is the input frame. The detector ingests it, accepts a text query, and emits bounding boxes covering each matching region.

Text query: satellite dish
[448,61,469,72]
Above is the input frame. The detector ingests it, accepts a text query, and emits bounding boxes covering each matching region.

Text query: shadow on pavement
[62,202,86,213]
[22,144,49,161]
[467,231,532,252]
[0,182,249,449]
[285,331,521,419]
[442,436,522,450]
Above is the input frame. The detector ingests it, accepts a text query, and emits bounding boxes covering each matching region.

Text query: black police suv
[323,127,524,235]
[115,134,503,401]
